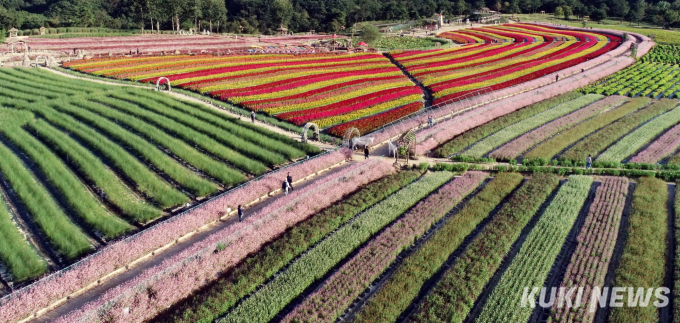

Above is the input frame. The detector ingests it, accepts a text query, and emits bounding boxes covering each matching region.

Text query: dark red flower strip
[287,88,423,125]
[486,26,557,42]
[406,41,533,70]
[239,76,404,106]
[209,67,398,97]
[430,40,590,92]
[327,102,423,136]
[439,33,477,44]
[516,23,622,42]
[456,30,495,43]
[433,41,619,104]
[412,41,554,77]
[275,86,420,119]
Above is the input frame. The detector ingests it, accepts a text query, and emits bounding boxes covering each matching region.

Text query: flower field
[0,67,319,286]
[63,53,425,135]
[582,61,680,98]
[394,24,621,104]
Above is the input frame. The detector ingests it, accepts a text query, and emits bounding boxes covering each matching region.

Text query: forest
[0,0,678,35]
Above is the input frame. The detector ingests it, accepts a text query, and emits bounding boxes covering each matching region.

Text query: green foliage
[355,172,524,323]
[0,195,47,281]
[525,97,645,160]
[220,172,454,323]
[462,95,603,159]
[610,177,668,323]
[374,37,449,50]
[476,176,592,323]
[562,99,675,163]
[360,24,382,45]
[155,171,420,323]
[0,137,92,260]
[436,92,582,157]
[412,173,560,323]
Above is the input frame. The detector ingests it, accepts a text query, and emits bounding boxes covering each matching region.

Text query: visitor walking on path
[364,146,370,160]
[586,155,592,169]
[555,74,559,82]
[251,111,256,123]
[282,179,291,196]
[237,205,244,222]
[287,172,294,191]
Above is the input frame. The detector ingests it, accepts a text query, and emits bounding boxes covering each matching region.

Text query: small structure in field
[277,26,288,36]
[8,28,18,38]
[39,27,46,35]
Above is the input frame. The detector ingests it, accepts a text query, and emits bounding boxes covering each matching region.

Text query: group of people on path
[238,172,295,222]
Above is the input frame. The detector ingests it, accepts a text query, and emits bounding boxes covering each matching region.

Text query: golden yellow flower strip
[392,43,485,61]
[420,41,572,85]
[433,40,607,98]
[490,26,578,41]
[400,42,510,67]
[409,40,545,74]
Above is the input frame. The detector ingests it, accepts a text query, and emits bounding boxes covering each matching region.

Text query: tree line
[0,0,678,34]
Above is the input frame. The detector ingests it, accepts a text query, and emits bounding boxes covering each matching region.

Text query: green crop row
[562,98,675,162]
[525,97,650,160]
[59,99,233,191]
[89,95,270,175]
[155,171,421,323]
[476,175,592,323]
[0,195,47,282]
[1,126,133,238]
[435,92,583,158]
[126,88,318,157]
[609,177,668,323]
[218,172,455,323]
[354,172,524,323]
[462,94,603,159]
[0,135,92,260]
[27,120,162,223]
[411,173,560,323]
[598,103,680,163]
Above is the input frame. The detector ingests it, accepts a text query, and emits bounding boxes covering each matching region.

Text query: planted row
[609,177,669,323]
[155,170,421,323]
[435,92,583,157]
[565,99,676,163]
[631,123,680,164]
[597,104,680,163]
[550,176,628,323]
[217,172,455,323]
[410,173,560,323]
[461,95,603,159]
[354,172,525,323]
[525,97,649,160]
[282,171,489,323]
[477,175,593,323]
[490,96,626,161]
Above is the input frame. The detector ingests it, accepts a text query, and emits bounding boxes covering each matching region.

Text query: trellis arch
[302,123,319,142]
[342,127,360,148]
[156,77,171,91]
[35,55,48,67]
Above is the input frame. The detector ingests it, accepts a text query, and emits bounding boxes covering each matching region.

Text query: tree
[590,8,607,21]
[631,0,647,25]
[664,9,680,28]
[554,6,564,17]
[271,0,293,28]
[360,23,381,45]
[612,0,630,21]
[455,0,467,15]
[563,6,573,19]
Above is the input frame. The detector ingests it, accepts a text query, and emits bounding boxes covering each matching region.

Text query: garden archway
[302,123,319,142]
[35,56,48,67]
[156,77,171,91]
[342,127,360,148]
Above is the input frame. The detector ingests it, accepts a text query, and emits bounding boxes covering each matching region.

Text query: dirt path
[31,161,355,323]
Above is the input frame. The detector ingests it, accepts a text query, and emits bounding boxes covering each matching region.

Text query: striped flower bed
[64,53,424,134]
[630,123,680,164]
[395,24,620,105]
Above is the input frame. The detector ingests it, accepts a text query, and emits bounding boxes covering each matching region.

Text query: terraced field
[0,67,319,283]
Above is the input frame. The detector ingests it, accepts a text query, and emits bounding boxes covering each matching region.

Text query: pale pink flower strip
[489,96,628,160]
[551,176,628,323]
[59,159,393,323]
[0,149,347,323]
[629,123,680,164]
[282,171,488,323]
